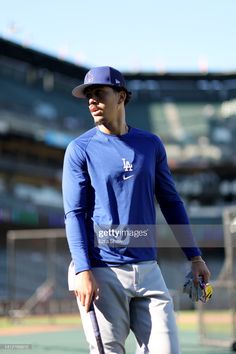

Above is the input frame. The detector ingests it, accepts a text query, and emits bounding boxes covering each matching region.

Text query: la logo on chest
[122,158,133,172]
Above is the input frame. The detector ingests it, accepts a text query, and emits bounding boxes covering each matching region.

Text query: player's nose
[88,96,98,105]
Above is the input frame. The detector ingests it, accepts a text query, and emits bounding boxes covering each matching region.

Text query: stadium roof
[1,37,236,81]
[0,37,87,79]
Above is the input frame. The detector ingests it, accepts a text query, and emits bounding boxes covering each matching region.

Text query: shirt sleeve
[62,141,91,273]
[154,137,201,260]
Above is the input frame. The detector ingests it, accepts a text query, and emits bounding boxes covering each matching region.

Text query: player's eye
[85,92,92,100]
[85,89,106,101]
[94,90,104,99]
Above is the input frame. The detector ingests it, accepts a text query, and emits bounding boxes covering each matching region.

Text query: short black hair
[113,87,132,105]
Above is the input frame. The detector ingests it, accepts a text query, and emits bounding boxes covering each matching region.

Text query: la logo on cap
[86,72,94,83]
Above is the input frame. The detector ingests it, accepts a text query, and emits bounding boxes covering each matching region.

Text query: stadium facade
[1,37,236,236]
[1,37,236,311]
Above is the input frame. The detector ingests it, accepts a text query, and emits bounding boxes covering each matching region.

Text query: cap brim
[72,83,118,98]
[72,83,96,98]
[72,83,130,99]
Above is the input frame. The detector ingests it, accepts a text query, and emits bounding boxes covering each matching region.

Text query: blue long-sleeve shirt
[62,126,201,273]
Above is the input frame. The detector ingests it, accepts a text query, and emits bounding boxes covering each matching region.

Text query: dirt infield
[0,310,232,336]
[0,324,79,336]
[177,310,232,325]
[0,313,81,336]
[0,312,232,354]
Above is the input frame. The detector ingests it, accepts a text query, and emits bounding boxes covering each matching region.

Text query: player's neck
[98,124,128,136]
[98,115,128,136]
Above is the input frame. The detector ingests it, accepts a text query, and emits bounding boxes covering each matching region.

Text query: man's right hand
[74,270,98,312]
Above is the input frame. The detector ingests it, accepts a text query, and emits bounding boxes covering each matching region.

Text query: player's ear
[118,91,126,104]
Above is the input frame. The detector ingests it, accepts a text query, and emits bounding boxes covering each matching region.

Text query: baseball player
[62,66,210,354]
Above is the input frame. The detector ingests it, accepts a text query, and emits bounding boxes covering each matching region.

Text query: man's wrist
[190,256,205,264]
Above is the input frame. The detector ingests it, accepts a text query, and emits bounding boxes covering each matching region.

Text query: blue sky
[0,0,235,73]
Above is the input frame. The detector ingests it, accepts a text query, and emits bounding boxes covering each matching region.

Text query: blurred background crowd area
[1,37,236,233]
[0,37,236,311]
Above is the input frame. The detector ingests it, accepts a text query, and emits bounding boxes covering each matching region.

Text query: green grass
[0,328,231,354]
[0,311,234,354]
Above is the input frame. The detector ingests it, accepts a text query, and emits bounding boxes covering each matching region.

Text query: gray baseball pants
[73,261,181,354]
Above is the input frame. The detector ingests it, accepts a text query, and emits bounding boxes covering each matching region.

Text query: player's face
[85,86,122,126]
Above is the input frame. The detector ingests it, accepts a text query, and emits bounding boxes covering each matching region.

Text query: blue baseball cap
[72,66,130,98]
